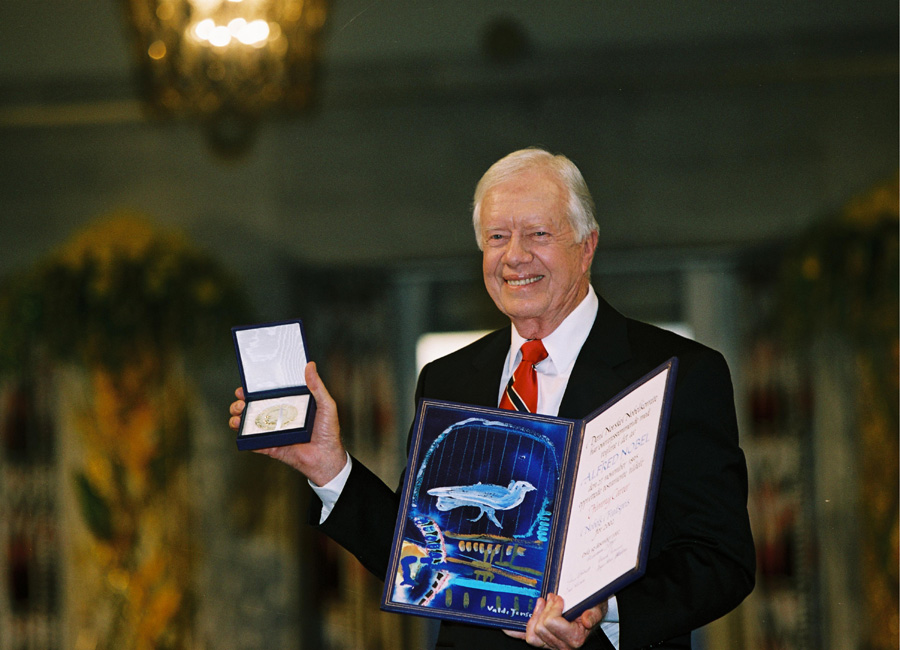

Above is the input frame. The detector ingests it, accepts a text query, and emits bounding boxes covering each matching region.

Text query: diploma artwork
[382,359,677,630]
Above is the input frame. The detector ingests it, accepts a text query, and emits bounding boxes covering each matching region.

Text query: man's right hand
[228,361,348,487]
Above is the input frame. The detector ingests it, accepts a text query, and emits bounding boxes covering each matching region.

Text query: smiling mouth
[506,275,544,287]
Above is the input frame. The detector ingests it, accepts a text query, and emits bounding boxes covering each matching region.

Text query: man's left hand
[503,594,608,649]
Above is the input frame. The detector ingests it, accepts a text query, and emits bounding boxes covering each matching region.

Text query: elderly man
[229,148,755,650]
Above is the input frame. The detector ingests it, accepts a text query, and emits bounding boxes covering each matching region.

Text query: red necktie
[499,339,548,413]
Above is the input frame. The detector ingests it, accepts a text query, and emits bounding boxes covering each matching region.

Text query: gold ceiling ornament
[123,0,328,152]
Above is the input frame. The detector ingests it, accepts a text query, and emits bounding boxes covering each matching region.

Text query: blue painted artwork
[385,405,574,628]
[428,480,536,527]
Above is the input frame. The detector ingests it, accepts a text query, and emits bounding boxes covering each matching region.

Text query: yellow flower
[844,174,899,225]
[801,255,821,281]
[107,567,131,593]
[57,212,188,269]
[84,452,115,499]
[194,277,221,304]
[136,585,182,648]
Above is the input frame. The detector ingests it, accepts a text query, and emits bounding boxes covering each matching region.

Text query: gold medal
[254,404,299,431]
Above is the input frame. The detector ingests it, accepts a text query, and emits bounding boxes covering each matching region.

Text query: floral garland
[778,174,898,650]
[0,211,248,374]
[779,176,898,348]
[0,212,249,649]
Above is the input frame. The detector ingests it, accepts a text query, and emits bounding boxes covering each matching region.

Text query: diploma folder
[381,358,677,630]
[232,319,317,451]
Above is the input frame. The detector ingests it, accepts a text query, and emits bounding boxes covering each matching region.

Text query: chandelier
[123,0,328,151]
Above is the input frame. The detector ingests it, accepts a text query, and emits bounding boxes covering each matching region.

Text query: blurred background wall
[0,1,896,649]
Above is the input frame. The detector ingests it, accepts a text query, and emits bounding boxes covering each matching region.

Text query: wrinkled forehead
[480,169,569,223]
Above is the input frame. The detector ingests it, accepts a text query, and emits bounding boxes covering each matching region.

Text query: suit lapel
[558,295,633,419]
[465,326,511,408]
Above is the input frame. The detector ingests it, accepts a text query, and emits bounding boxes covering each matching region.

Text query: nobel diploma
[555,370,670,610]
[383,359,676,630]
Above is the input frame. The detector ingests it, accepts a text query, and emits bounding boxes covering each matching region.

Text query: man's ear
[581,230,599,272]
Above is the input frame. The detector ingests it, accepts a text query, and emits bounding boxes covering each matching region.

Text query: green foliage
[0,212,251,374]
[74,471,114,541]
[779,213,899,346]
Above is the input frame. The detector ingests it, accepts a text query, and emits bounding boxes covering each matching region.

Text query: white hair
[472,148,598,250]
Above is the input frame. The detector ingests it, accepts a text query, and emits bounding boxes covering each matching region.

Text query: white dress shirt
[498,287,619,649]
[498,285,598,416]
[312,285,619,648]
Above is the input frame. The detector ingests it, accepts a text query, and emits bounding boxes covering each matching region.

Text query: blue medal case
[232,319,317,451]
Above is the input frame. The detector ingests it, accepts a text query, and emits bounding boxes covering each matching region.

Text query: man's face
[479,168,598,339]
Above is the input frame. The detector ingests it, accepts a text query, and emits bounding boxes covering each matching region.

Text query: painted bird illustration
[427,480,536,528]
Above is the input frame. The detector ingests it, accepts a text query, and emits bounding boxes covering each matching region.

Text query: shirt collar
[508,286,599,376]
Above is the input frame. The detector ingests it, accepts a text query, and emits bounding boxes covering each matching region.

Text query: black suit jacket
[315,295,755,650]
